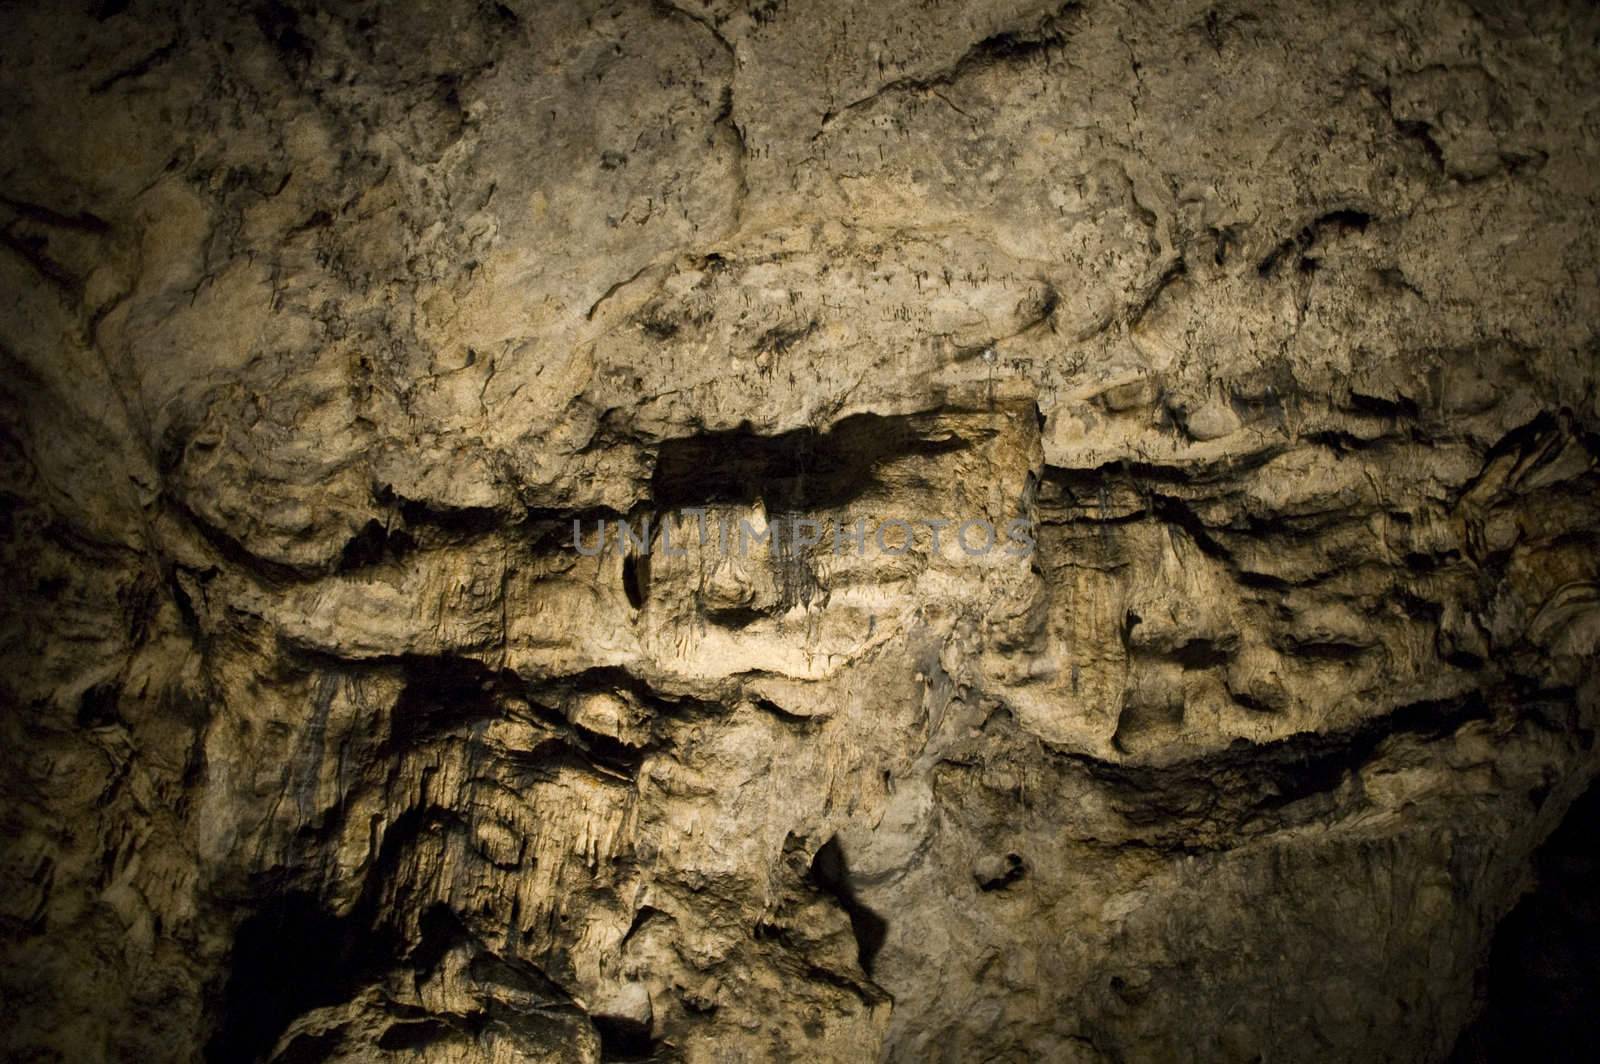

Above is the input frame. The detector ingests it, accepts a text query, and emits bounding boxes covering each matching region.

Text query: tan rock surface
[2,1,1598,1061]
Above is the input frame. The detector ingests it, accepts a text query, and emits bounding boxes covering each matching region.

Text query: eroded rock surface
[2,1,1598,1061]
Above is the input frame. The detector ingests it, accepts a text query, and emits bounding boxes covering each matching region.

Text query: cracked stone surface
[2,1,1598,1061]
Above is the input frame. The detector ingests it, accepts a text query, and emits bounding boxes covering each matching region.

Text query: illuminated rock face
[2,1,1598,1061]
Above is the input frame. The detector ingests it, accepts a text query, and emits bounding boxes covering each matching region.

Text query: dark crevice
[814,0,1080,130]
[1106,690,1490,826]
[1450,779,1600,1061]
[540,665,725,721]
[0,194,111,233]
[1167,637,1237,670]
[166,566,202,634]
[1316,208,1374,233]
[276,1030,343,1064]
[208,842,589,1061]
[748,695,818,726]
[1119,611,1142,653]
[1041,446,1287,492]
[391,497,504,537]
[0,228,82,294]
[622,539,649,610]
[1304,428,1399,454]
[594,1013,655,1061]
[809,837,889,977]
[254,0,314,72]
[652,412,971,511]
[1231,690,1278,715]
[618,905,667,951]
[561,722,651,778]
[203,891,400,1063]
[1150,492,1236,563]
[466,949,575,1005]
[1394,118,1447,172]
[1236,568,1295,591]
[1347,390,1420,420]
[1256,237,1297,279]
[90,38,178,93]
[976,853,1027,891]
[966,23,1071,65]
[704,605,765,628]
[387,655,504,748]
[164,492,318,584]
[1257,209,1374,277]
[383,657,655,783]
[1451,412,1562,507]
[955,691,1496,852]
[77,682,124,728]
[338,518,415,572]
[1281,638,1373,662]
[410,902,470,977]
[1127,258,1186,327]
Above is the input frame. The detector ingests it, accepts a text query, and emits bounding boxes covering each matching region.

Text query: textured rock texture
[2,1,1599,1061]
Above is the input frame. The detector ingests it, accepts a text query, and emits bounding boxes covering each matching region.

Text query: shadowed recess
[651,412,971,511]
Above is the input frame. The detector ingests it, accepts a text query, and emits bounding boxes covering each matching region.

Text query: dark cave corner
[594,1012,656,1062]
[1449,780,1600,1062]
[809,836,888,977]
[203,891,395,1064]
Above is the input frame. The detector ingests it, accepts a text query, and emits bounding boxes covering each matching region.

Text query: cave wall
[2,1,1599,1061]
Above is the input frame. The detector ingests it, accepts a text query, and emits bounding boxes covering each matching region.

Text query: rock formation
[2,1,1598,1061]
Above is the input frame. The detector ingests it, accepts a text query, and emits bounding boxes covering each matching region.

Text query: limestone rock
[2,1,1599,1062]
